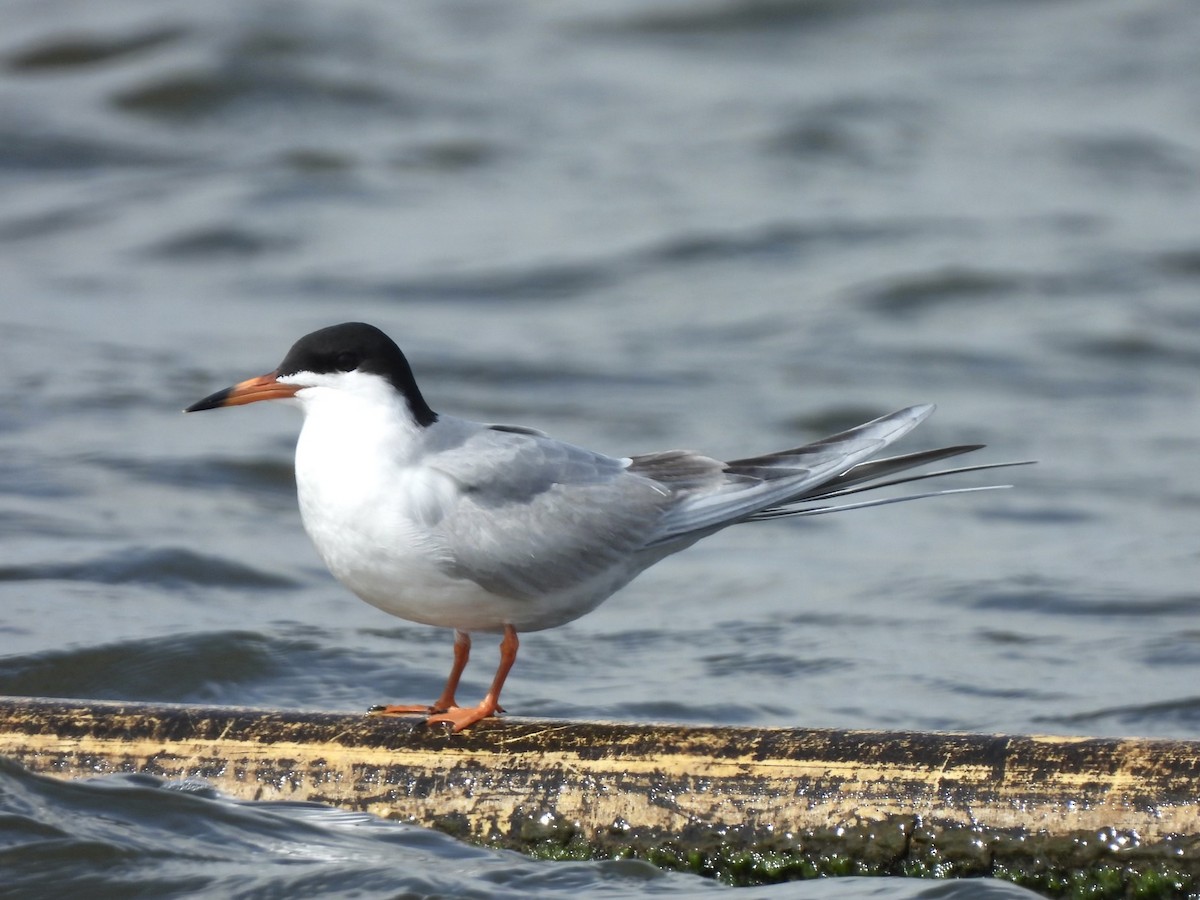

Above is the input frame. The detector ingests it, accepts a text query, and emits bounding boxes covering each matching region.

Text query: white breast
[290,380,531,632]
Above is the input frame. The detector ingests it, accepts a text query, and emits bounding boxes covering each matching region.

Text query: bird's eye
[335,351,358,372]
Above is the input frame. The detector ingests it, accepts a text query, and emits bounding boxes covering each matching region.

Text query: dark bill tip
[184,387,233,413]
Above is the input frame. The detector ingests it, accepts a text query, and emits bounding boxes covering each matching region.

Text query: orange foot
[368,703,438,716]
[426,701,500,732]
[373,625,518,733]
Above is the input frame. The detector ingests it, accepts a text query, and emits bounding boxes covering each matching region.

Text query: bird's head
[184,322,437,427]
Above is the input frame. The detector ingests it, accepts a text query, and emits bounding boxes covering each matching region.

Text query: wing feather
[427,427,670,600]
[642,405,935,544]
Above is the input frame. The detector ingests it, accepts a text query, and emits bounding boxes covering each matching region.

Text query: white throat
[290,373,428,508]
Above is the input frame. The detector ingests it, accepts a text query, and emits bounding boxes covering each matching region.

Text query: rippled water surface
[1,0,1198,896]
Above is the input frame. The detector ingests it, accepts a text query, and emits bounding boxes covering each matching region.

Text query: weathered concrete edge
[3,695,1200,888]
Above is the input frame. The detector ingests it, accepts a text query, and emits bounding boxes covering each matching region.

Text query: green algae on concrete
[500,811,1200,897]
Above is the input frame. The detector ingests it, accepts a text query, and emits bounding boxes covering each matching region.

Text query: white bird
[186,322,1026,731]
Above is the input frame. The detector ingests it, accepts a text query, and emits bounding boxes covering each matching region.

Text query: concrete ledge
[3,695,1200,891]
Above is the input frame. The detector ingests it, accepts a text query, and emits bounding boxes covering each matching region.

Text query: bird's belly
[298,488,610,634]
[344,562,529,633]
[300,510,493,631]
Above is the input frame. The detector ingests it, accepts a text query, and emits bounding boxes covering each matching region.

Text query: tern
[186,322,1026,731]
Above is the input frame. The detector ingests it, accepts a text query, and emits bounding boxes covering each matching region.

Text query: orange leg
[427,625,518,732]
[371,629,472,716]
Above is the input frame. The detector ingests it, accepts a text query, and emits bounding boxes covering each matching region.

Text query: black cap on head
[279,323,437,426]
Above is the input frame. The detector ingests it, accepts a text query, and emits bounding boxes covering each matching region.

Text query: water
[0,0,1197,895]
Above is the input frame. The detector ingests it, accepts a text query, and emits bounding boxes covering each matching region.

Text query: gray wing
[428,426,673,600]
[423,406,1024,598]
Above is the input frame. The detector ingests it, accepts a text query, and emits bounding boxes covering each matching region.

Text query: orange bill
[185,371,300,412]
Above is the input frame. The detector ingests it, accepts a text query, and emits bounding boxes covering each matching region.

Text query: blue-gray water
[1,0,1197,896]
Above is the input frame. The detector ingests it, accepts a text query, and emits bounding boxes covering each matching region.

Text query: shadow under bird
[186,322,1028,731]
